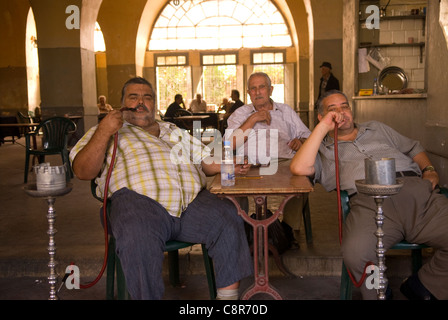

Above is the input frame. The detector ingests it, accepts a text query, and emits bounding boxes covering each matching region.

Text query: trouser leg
[176,190,253,289]
[405,183,448,300]
[109,188,172,300]
[342,193,403,300]
[343,178,448,300]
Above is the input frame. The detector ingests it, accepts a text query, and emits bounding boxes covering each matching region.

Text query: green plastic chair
[339,188,448,300]
[90,180,217,300]
[24,117,76,183]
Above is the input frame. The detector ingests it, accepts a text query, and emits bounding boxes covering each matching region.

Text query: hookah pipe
[334,122,373,288]
[72,107,138,289]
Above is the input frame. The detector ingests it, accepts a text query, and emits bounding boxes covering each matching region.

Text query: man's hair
[174,94,182,100]
[120,77,155,104]
[316,90,349,115]
[231,89,240,99]
[247,72,272,89]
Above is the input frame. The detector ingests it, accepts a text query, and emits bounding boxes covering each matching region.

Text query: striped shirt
[69,121,207,217]
[314,120,424,195]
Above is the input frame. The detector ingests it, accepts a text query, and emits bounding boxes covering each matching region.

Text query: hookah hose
[334,124,373,288]
[79,132,119,289]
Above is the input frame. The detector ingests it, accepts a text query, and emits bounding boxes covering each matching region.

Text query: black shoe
[385,286,393,300]
[400,274,437,300]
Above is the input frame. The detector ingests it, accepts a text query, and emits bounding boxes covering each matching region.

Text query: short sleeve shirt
[69,121,208,217]
[314,120,425,195]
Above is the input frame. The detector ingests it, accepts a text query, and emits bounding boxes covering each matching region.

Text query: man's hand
[235,163,251,175]
[99,110,124,137]
[250,109,271,125]
[287,138,304,152]
[422,171,439,190]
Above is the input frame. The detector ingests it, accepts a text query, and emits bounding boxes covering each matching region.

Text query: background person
[97,95,113,114]
[189,93,207,113]
[164,93,186,118]
[315,62,340,125]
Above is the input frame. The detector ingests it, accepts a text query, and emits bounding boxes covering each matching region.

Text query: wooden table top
[209,165,314,196]
[176,115,210,120]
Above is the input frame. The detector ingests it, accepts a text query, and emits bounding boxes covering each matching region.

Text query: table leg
[46,196,59,300]
[226,194,296,300]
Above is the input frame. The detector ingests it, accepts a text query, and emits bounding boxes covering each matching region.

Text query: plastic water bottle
[221,140,235,187]
[373,78,378,95]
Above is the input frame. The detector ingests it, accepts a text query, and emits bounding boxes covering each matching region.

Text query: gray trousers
[342,176,448,299]
[109,188,253,300]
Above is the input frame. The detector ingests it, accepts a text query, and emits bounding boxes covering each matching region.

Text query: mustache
[120,104,148,112]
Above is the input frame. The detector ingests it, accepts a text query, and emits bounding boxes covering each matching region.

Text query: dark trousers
[109,188,253,299]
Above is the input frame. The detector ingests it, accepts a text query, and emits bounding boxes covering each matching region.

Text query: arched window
[94,22,106,52]
[149,0,292,50]
[150,0,293,113]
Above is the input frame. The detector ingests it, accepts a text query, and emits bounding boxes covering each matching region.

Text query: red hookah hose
[79,132,118,289]
[334,124,372,288]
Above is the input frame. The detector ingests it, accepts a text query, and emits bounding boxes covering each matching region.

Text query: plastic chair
[90,180,217,300]
[339,189,442,300]
[24,117,76,183]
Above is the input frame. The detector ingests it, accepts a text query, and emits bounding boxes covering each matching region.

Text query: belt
[396,171,419,177]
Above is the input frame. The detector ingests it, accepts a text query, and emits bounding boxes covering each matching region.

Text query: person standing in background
[315,62,340,125]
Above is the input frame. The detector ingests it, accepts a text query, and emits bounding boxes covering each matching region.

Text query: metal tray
[378,66,408,91]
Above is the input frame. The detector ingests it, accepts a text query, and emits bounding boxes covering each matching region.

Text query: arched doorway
[147,0,294,113]
[25,7,40,116]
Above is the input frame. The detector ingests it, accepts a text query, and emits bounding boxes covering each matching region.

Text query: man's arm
[201,159,250,177]
[227,109,271,150]
[290,111,342,176]
[72,110,123,180]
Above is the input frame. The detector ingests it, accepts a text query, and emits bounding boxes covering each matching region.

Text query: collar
[250,99,279,113]
[122,120,172,138]
[322,123,374,147]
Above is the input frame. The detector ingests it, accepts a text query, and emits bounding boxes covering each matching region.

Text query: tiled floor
[0,138,419,300]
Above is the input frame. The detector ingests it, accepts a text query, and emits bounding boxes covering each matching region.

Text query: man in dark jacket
[317,62,340,100]
[315,62,340,125]
[164,94,185,118]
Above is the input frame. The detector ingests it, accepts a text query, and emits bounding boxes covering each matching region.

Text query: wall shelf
[359,43,425,62]
[353,93,427,100]
[359,15,425,22]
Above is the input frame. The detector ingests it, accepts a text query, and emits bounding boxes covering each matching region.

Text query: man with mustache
[225,72,311,245]
[290,89,448,300]
[70,77,252,300]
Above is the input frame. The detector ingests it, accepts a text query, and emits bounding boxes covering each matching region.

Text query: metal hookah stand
[355,158,403,300]
[23,164,72,300]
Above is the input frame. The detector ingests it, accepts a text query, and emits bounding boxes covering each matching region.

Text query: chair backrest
[173,109,193,117]
[18,111,33,123]
[38,117,76,151]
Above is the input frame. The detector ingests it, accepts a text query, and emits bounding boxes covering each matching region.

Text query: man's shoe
[385,286,393,300]
[400,274,437,300]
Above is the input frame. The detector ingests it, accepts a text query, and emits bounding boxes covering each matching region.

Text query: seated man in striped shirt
[70,77,253,300]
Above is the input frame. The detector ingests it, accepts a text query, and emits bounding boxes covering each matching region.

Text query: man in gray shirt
[290,90,448,300]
